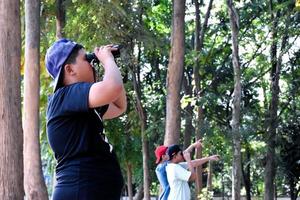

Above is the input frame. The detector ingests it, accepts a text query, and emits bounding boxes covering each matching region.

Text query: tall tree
[206,161,213,191]
[131,38,150,200]
[23,0,49,199]
[264,1,291,198]
[182,70,194,150]
[0,0,24,199]
[125,162,133,200]
[132,58,150,200]
[241,143,251,200]
[193,0,203,195]
[132,2,151,199]
[263,1,280,199]
[193,0,214,195]
[164,0,186,145]
[56,0,65,39]
[227,0,242,199]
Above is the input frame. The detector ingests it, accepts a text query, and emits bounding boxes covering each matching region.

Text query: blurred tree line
[0,0,299,199]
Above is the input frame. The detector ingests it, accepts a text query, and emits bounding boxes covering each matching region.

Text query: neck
[63,76,79,87]
[170,159,178,164]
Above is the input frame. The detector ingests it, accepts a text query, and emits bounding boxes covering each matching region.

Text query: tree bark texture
[23,0,49,199]
[0,0,24,199]
[56,0,65,39]
[193,0,203,195]
[132,59,150,200]
[193,0,213,194]
[182,71,193,150]
[206,161,213,191]
[133,185,144,200]
[135,5,151,199]
[264,2,290,198]
[164,0,185,145]
[126,162,133,200]
[193,0,213,195]
[263,3,279,199]
[242,144,251,200]
[227,0,242,199]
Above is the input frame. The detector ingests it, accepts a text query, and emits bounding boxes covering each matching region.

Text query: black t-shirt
[47,82,123,200]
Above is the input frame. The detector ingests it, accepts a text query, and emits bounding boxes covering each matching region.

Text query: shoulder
[52,83,92,103]
[162,161,169,168]
[166,163,178,171]
[47,82,94,115]
[51,82,92,100]
[178,162,188,169]
[167,163,189,173]
[157,161,168,170]
[62,82,93,94]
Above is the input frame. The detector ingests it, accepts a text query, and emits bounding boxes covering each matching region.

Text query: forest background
[0,0,300,200]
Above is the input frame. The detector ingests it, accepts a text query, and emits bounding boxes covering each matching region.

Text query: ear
[64,64,76,76]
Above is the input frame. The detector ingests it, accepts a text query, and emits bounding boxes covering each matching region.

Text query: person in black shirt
[45,39,126,200]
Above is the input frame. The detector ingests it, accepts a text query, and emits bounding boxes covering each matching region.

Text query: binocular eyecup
[86,44,123,65]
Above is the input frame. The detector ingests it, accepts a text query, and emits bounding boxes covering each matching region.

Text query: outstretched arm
[190,155,220,168]
[187,155,220,182]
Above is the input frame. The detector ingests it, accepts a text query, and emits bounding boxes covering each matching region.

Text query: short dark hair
[57,44,84,88]
[63,44,84,65]
[167,144,182,160]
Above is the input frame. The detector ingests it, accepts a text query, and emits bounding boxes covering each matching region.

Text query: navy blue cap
[45,38,77,92]
[167,144,182,160]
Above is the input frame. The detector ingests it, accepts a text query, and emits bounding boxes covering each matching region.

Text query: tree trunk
[56,0,65,39]
[193,0,213,196]
[132,50,150,200]
[151,52,165,96]
[227,0,242,199]
[289,66,299,200]
[134,185,144,200]
[182,71,194,150]
[23,0,49,199]
[0,0,24,199]
[141,129,150,200]
[134,3,151,199]
[126,162,133,200]
[242,144,251,200]
[193,0,203,196]
[164,0,185,145]
[183,103,193,149]
[206,161,213,191]
[264,2,290,198]
[133,80,150,200]
[264,2,279,199]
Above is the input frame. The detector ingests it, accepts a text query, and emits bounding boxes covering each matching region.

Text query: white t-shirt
[166,162,191,200]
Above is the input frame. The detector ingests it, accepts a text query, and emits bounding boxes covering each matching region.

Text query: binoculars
[86,44,123,65]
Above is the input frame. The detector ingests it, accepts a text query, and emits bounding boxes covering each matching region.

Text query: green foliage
[198,188,213,200]
[144,0,172,36]
[39,72,56,195]
[32,0,300,198]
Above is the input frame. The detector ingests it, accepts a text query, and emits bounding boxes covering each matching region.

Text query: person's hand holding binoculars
[86,44,122,66]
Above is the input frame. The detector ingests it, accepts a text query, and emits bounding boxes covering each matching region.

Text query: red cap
[155,145,168,164]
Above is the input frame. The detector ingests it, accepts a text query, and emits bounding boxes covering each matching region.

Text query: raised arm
[182,139,202,182]
[103,87,127,119]
[183,139,202,155]
[88,45,127,118]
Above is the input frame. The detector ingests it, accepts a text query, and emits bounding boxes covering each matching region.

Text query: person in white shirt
[165,144,219,200]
